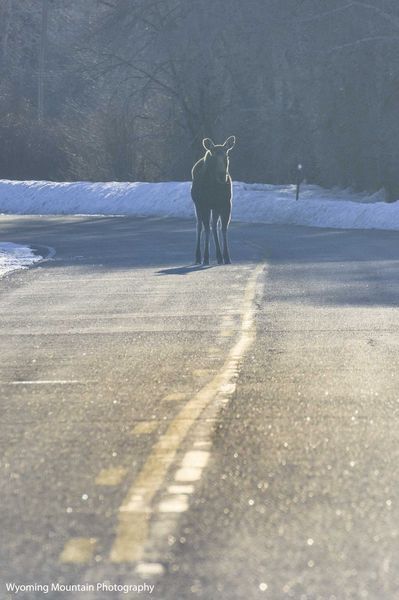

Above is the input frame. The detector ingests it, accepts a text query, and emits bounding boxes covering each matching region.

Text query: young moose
[191,136,236,265]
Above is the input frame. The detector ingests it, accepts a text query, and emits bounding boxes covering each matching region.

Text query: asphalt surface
[1,215,399,600]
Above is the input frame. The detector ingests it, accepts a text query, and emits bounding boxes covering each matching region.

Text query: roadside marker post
[296,163,303,201]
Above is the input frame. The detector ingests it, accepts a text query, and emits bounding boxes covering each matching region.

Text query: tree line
[1,0,399,199]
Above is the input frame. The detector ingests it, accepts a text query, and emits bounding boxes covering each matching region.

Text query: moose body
[191,136,236,265]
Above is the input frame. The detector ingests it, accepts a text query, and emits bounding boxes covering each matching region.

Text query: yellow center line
[95,466,127,486]
[192,368,214,377]
[132,421,158,435]
[162,392,187,402]
[219,329,234,338]
[109,263,265,563]
[60,538,97,564]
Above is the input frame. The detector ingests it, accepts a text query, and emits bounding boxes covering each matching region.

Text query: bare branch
[328,35,399,52]
[300,3,355,23]
[352,1,399,29]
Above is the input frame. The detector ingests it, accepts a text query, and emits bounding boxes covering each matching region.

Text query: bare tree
[2,0,399,195]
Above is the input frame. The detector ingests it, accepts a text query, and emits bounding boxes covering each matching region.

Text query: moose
[191,136,236,265]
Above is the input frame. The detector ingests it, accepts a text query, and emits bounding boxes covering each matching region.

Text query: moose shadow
[156,264,212,276]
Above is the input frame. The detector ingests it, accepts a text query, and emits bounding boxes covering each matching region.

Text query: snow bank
[0,178,398,232]
[0,242,42,279]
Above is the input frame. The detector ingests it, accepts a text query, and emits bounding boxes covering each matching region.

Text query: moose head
[203,136,236,184]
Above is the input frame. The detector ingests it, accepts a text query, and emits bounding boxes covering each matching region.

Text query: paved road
[1,215,399,600]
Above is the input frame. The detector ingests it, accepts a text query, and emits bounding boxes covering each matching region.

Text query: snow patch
[0,179,398,232]
[0,242,42,279]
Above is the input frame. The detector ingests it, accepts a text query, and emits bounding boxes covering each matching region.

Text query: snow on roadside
[0,242,42,279]
[0,178,398,232]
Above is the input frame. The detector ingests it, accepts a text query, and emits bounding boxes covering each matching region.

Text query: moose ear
[223,136,236,152]
[203,138,215,151]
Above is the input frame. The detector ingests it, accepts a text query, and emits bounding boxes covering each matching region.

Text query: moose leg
[221,213,231,264]
[195,220,202,264]
[212,213,223,264]
[203,209,211,265]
